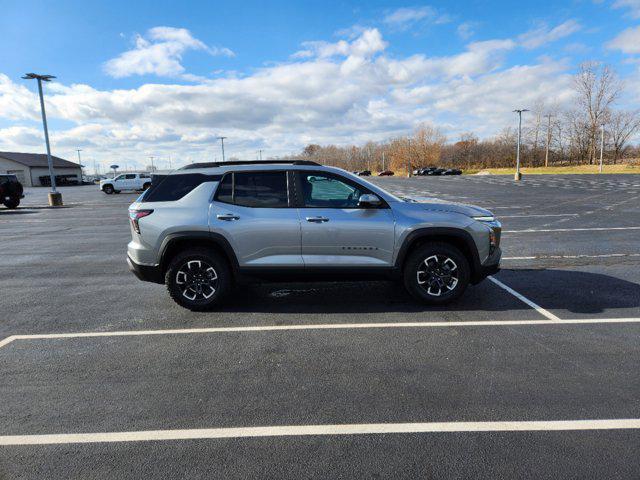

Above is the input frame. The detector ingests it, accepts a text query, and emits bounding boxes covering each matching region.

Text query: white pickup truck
[100,173,152,194]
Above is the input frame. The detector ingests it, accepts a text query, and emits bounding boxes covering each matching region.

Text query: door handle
[217,213,240,221]
[306,216,329,223]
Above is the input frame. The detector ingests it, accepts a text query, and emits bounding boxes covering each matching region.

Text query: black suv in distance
[0,174,24,209]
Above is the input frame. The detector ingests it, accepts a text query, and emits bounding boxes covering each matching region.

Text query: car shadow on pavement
[497,268,640,315]
[0,209,39,215]
[216,269,640,315]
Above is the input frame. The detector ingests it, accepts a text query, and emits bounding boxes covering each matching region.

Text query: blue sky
[1,0,639,169]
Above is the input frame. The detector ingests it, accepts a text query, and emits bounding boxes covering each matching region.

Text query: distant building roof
[0,151,80,168]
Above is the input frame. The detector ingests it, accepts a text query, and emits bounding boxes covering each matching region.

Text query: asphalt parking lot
[1,174,639,479]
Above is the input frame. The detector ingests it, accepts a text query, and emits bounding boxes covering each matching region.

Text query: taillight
[128,209,153,234]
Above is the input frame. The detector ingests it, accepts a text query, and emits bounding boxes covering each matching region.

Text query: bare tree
[573,63,622,164]
[608,110,640,163]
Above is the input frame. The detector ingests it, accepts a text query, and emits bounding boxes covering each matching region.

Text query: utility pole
[93,159,98,176]
[22,73,62,206]
[407,138,412,177]
[168,155,172,170]
[218,136,227,162]
[149,156,155,172]
[513,109,529,181]
[599,124,605,174]
[258,149,263,160]
[543,114,553,168]
[76,149,83,183]
[382,151,385,171]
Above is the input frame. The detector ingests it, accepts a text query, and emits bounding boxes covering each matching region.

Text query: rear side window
[0,175,18,185]
[215,171,289,207]
[143,173,220,202]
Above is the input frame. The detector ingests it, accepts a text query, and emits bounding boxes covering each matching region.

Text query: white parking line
[498,214,580,218]
[504,253,640,261]
[488,277,561,321]
[504,226,640,233]
[2,419,640,445]
[4,318,640,350]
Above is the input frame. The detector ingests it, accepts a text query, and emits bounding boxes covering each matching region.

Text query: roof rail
[180,160,320,170]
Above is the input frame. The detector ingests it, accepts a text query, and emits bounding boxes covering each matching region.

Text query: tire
[142,183,151,191]
[165,248,232,311]
[103,185,114,194]
[3,197,20,209]
[403,242,470,305]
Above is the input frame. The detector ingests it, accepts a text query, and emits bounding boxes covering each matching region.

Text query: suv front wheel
[403,242,470,305]
[165,248,231,311]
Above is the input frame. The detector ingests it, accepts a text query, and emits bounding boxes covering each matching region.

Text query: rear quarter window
[143,173,220,202]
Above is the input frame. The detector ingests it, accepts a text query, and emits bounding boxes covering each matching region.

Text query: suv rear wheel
[165,248,231,311]
[103,184,114,194]
[403,242,470,305]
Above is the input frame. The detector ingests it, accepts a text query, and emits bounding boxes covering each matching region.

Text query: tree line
[289,63,640,172]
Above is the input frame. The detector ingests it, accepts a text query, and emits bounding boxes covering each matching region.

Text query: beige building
[0,151,82,187]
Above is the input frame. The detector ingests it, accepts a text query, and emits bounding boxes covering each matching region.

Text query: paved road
[1,174,639,479]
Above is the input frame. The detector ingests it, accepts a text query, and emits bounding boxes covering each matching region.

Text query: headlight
[473,216,501,252]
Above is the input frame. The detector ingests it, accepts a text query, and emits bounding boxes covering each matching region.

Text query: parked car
[355,170,371,176]
[0,174,24,209]
[100,173,152,194]
[378,170,394,176]
[127,160,501,311]
[425,168,445,176]
[443,168,463,175]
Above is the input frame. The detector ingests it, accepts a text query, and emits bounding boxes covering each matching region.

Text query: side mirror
[358,193,382,207]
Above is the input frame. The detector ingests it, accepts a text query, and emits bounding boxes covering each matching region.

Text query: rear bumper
[127,256,163,284]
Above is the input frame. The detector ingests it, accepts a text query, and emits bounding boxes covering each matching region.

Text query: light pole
[218,136,227,162]
[513,109,529,181]
[544,114,553,168]
[23,73,62,206]
[149,156,155,172]
[599,124,605,174]
[407,138,412,177]
[258,149,263,160]
[76,149,83,183]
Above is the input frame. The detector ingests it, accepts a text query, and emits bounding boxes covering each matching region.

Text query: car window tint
[300,173,363,208]
[125,174,136,179]
[143,173,220,202]
[232,172,288,208]
[115,175,125,181]
[216,174,233,203]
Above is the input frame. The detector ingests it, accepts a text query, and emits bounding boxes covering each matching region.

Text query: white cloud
[612,0,640,18]
[457,22,475,40]
[383,6,451,31]
[607,26,640,54]
[0,28,582,169]
[518,19,581,49]
[103,26,234,79]
[294,28,387,59]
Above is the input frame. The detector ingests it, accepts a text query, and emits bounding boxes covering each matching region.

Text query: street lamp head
[513,109,530,113]
[22,73,56,81]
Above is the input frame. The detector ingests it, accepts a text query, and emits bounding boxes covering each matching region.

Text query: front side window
[216,171,288,208]
[115,175,125,181]
[299,173,365,208]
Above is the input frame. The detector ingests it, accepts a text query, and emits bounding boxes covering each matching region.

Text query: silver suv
[127,160,501,311]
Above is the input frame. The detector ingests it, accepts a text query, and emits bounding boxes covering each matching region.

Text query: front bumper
[472,247,501,284]
[127,255,164,284]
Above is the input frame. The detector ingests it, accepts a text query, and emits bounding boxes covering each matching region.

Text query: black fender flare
[158,231,240,276]
[394,227,482,281]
